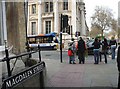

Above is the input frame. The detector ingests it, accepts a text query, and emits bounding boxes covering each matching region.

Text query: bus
[27,33,58,50]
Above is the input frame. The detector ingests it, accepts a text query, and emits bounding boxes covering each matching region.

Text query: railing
[0,46,41,77]
[1,45,46,89]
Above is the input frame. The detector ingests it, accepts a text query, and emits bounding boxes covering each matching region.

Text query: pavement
[44,55,118,88]
[0,50,119,88]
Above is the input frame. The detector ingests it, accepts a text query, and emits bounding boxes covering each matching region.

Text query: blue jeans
[69,55,75,63]
[93,49,100,64]
[111,46,116,59]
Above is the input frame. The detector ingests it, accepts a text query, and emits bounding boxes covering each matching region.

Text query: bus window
[27,33,58,50]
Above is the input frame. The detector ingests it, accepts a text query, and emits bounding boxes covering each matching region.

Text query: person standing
[109,37,117,59]
[68,38,76,64]
[101,38,109,64]
[92,38,101,64]
[77,37,86,64]
[99,39,102,62]
[68,44,75,64]
[117,46,120,89]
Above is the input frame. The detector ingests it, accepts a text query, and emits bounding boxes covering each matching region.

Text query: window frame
[32,4,36,14]
[45,21,51,34]
[63,0,68,10]
[31,22,36,35]
[45,2,53,12]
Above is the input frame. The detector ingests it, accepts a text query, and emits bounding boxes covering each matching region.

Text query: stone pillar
[6,2,26,54]
[81,9,86,36]
[27,4,30,35]
[2,2,7,41]
[38,1,42,34]
[0,2,4,45]
[80,2,86,36]
[54,0,59,33]
[71,0,76,35]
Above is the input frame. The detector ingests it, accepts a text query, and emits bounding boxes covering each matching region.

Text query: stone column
[6,2,26,54]
[38,1,42,34]
[0,2,4,45]
[27,4,30,35]
[2,2,7,41]
[54,0,59,33]
[71,0,76,35]
[80,2,86,36]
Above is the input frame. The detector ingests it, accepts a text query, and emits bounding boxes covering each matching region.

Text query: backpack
[68,50,73,56]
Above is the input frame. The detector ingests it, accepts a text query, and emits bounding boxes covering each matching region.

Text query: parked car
[86,39,111,55]
[86,39,94,55]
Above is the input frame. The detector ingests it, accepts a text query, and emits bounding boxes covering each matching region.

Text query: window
[32,4,36,14]
[45,21,51,34]
[63,0,68,10]
[45,2,53,12]
[31,22,36,35]
[50,2,53,12]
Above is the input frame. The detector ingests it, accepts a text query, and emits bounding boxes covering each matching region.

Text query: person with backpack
[77,37,86,64]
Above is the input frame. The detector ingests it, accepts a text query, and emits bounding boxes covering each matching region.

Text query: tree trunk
[101,29,104,37]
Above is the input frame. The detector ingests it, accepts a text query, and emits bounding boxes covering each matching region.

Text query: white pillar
[81,9,86,36]
[38,1,42,34]
[2,1,7,41]
[54,0,59,33]
[80,1,86,36]
[27,4,30,35]
[71,0,76,35]
[0,2,4,45]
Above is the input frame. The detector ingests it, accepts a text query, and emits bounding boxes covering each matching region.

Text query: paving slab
[44,57,118,88]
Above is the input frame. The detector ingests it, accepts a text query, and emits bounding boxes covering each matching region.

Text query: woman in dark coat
[77,37,86,64]
[101,38,109,64]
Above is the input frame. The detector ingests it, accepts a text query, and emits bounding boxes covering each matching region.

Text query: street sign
[2,61,45,89]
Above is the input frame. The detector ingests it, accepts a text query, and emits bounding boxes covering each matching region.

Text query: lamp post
[60,14,63,63]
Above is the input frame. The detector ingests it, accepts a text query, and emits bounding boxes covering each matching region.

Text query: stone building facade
[118,1,120,43]
[27,0,88,37]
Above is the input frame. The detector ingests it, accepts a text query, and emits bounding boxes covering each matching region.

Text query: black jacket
[117,46,120,72]
[92,41,101,49]
[78,40,86,52]
[102,41,108,51]
[109,40,117,48]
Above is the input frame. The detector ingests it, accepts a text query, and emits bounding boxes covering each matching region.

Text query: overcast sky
[84,0,120,28]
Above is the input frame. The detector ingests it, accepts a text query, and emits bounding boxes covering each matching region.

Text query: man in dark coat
[117,45,120,89]
[77,37,86,64]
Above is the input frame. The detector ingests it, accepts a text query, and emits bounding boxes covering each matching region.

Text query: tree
[91,6,115,36]
[89,26,102,38]
[111,19,117,32]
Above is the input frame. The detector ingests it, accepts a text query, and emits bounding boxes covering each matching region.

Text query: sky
[84,0,120,29]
